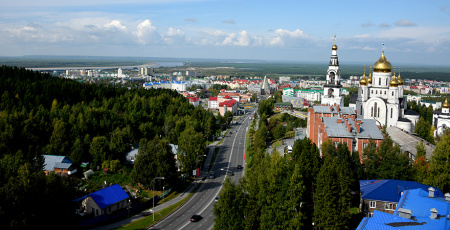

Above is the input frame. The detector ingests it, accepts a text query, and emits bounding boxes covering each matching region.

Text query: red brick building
[307,105,384,160]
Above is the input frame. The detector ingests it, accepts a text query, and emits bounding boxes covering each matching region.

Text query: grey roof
[321,117,383,140]
[322,117,353,138]
[356,119,384,139]
[54,162,72,169]
[386,126,435,159]
[43,155,72,171]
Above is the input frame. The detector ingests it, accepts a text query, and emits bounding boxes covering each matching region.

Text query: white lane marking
[178,116,251,230]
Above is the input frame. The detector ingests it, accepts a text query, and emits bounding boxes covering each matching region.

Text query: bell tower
[322,35,344,106]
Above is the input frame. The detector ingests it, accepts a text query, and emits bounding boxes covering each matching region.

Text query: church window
[386,79,389,85]
[371,90,373,94]
[379,78,381,85]
[384,91,386,95]
[391,108,393,118]
[374,102,378,117]
[392,92,394,96]
[360,105,363,115]
[378,108,380,118]
[376,90,378,94]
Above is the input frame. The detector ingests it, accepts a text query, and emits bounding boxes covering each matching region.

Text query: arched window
[391,108,393,118]
[386,78,389,85]
[371,107,374,117]
[378,108,380,118]
[392,91,394,96]
[374,102,378,117]
[361,105,363,115]
[379,78,381,85]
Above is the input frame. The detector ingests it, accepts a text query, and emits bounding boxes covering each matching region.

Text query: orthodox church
[349,43,417,133]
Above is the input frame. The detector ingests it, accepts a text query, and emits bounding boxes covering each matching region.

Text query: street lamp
[153,177,165,222]
[163,186,165,203]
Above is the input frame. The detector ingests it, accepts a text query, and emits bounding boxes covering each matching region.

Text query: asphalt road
[150,108,255,230]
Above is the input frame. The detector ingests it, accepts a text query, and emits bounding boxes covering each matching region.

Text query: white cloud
[104,20,127,32]
[133,19,161,45]
[394,19,417,27]
[355,34,370,38]
[268,29,308,46]
[361,21,375,27]
[164,27,185,45]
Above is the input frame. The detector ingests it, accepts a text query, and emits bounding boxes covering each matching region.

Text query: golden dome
[389,75,399,87]
[397,67,404,85]
[443,98,449,109]
[360,65,367,86]
[373,43,392,73]
[332,34,338,50]
[368,66,373,84]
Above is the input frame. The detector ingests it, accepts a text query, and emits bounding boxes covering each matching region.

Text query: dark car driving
[190,214,202,222]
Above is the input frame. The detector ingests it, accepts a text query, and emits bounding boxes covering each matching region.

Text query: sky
[1,0,450,66]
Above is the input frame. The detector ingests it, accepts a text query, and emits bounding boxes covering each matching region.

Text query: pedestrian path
[91,141,221,230]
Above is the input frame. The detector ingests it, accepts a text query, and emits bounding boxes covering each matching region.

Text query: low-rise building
[359,179,443,217]
[43,155,77,176]
[307,105,384,159]
[73,184,130,217]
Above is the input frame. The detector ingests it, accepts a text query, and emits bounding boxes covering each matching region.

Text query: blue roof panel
[360,180,443,202]
[74,184,129,209]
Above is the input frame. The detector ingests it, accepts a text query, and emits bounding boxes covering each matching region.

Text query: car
[190,214,202,222]
[209,173,215,179]
[215,196,219,203]
[237,165,243,170]
[227,170,234,176]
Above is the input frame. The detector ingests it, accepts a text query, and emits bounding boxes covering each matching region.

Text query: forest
[213,98,450,230]
[0,66,225,229]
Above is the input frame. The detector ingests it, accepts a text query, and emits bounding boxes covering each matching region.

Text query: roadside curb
[147,181,204,229]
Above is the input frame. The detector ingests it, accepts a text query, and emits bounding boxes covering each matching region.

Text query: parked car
[209,173,215,179]
[227,170,234,176]
[190,214,202,222]
[237,165,243,170]
[215,196,219,203]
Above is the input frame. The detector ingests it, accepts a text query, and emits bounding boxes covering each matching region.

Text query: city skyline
[1,0,450,66]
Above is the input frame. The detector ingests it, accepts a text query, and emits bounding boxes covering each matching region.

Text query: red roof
[188,97,199,102]
[219,99,237,107]
[209,96,218,101]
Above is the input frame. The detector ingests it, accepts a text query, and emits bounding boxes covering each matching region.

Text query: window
[384,91,386,95]
[386,79,388,85]
[360,105,363,115]
[385,203,395,210]
[379,78,381,85]
[371,107,373,117]
[391,108,393,118]
[376,90,377,94]
[363,143,368,149]
[374,102,378,117]
[392,91,394,96]
[369,212,374,217]
[369,201,376,208]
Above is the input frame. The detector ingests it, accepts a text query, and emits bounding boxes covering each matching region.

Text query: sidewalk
[91,141,220,230]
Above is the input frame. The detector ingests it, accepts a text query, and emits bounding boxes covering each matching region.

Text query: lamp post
[153,177,165,222]
[163,186,165,203]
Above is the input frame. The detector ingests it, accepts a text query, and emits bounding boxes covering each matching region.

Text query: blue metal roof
[73,184,129,209]
[360,179,443,203]
[357,188,450,230]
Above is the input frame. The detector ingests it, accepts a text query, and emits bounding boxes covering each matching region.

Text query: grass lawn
[117,182,202,229]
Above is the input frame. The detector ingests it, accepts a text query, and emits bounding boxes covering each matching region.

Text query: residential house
[357,188,450,229]
[360,179,443,217]
[73,184,130,217]
[43,155,77,176]
[274,102,293,111]
[187,97,200,107]
[219,99,238,116]
[208,96,219,110]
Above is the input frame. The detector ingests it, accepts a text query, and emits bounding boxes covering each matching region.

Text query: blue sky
[1,0,450,66]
